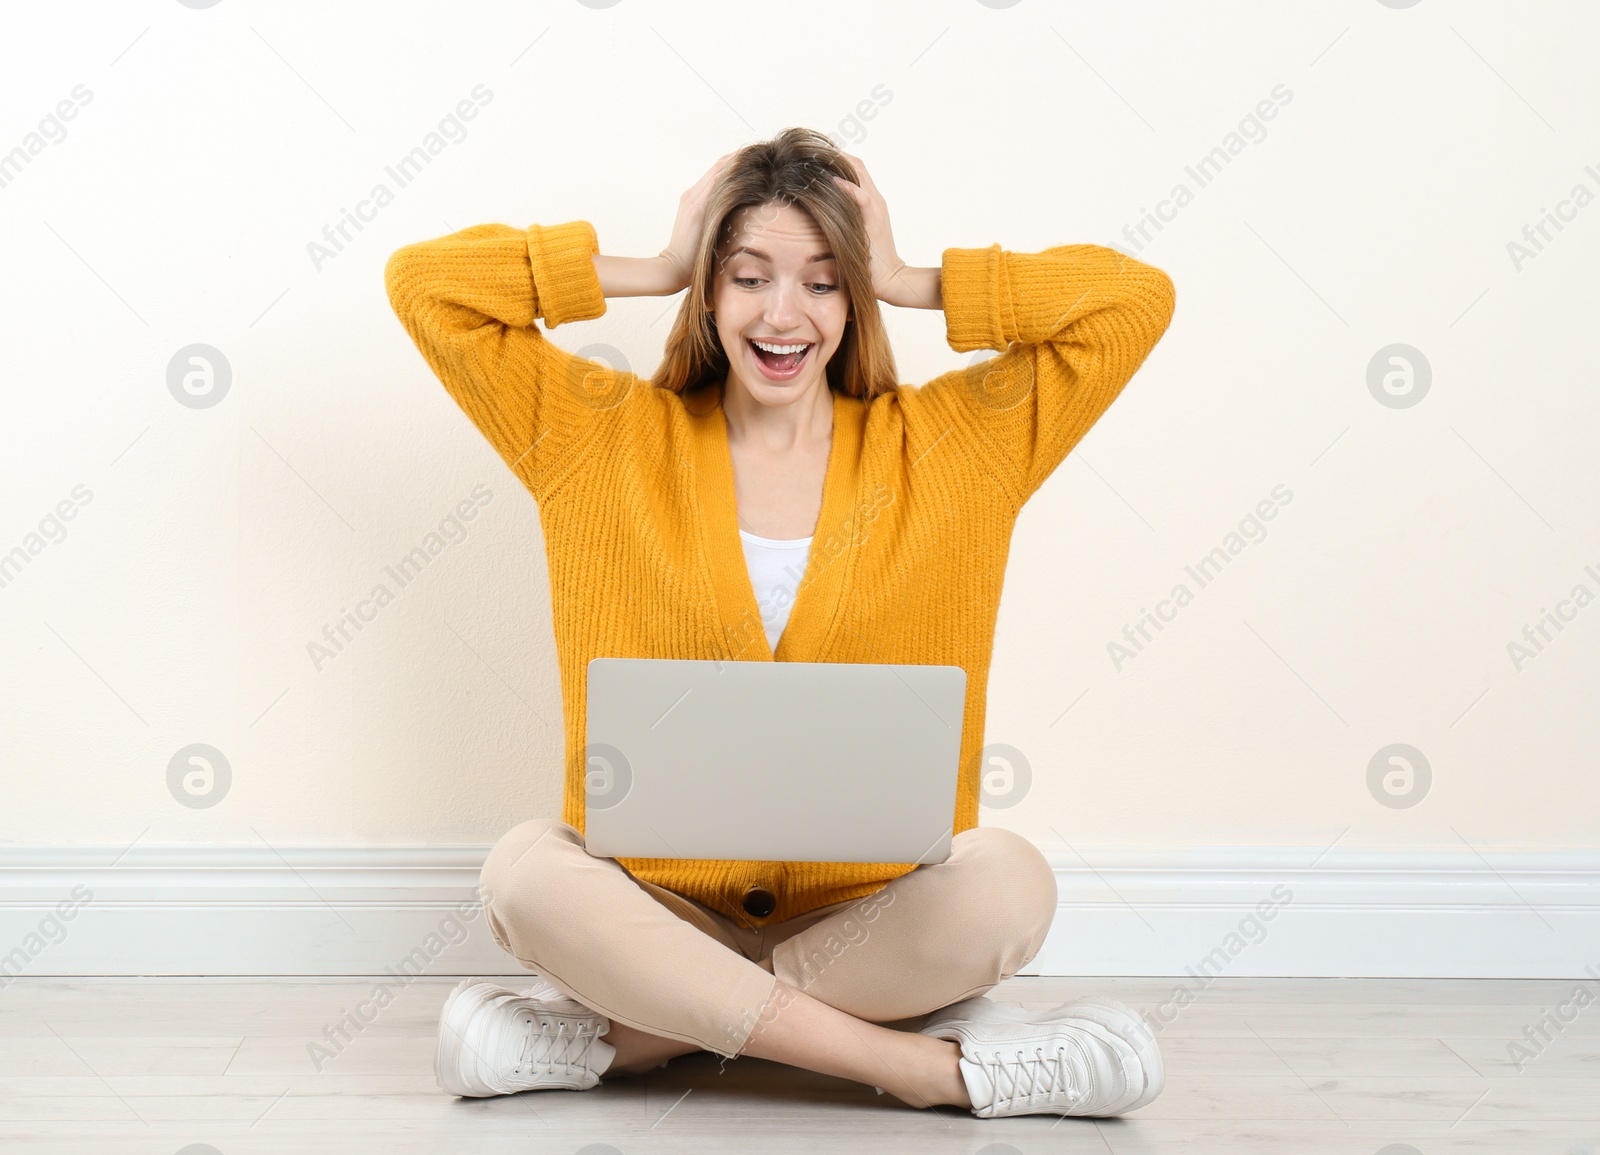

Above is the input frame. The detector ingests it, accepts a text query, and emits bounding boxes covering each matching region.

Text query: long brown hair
[653,128,900,404]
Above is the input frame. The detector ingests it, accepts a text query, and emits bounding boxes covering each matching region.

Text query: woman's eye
[731,277,837,293]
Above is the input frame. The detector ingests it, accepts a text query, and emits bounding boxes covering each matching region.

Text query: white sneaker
[523,980,677,1070]
[435,976,616,1097]
[919,995,1162,1118]
[1034,994,1163,1113]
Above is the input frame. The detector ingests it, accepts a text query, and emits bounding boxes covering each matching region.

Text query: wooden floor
[1,975,1596,1153]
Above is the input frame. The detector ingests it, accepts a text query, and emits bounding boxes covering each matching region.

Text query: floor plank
[0,975,1596,1153]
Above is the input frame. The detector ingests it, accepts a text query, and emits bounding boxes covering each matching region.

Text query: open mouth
[747,338,813,380]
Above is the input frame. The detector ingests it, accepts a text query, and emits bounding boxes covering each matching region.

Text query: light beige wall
[2,2,1594,856]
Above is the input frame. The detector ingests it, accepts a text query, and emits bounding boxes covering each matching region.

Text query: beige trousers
[478,818,1058,1059]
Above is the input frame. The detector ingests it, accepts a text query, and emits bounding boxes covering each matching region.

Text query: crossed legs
[477,818,1057,1108]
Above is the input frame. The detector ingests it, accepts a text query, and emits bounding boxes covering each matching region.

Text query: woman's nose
[764,281,803,327]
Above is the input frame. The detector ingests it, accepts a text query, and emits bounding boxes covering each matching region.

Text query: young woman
[384,128,1177,1118]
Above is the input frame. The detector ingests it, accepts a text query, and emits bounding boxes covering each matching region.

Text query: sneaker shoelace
[974,1031,1097,1111]
[510,1010,602,1081]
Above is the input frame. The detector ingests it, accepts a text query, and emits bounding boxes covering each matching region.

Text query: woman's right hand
[658,151,736,293]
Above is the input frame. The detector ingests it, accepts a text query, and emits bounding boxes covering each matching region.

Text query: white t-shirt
[739,528,813,653]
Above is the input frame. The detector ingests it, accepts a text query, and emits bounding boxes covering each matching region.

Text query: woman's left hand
[833,154,919,308]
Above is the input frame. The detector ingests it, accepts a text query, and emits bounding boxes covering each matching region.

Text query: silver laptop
[583,657,967,864]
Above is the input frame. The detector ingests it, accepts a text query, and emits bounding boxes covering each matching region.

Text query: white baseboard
[2,844,1597,980]
[1032,846,1600,979]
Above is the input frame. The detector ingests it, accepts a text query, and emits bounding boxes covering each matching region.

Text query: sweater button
[741,886,777,918]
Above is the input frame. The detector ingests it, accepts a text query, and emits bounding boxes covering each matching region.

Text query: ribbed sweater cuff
[940,242,1014,353]
[529,220,606,328]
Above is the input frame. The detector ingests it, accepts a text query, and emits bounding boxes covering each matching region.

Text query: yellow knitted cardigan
[385,219,1175,926]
